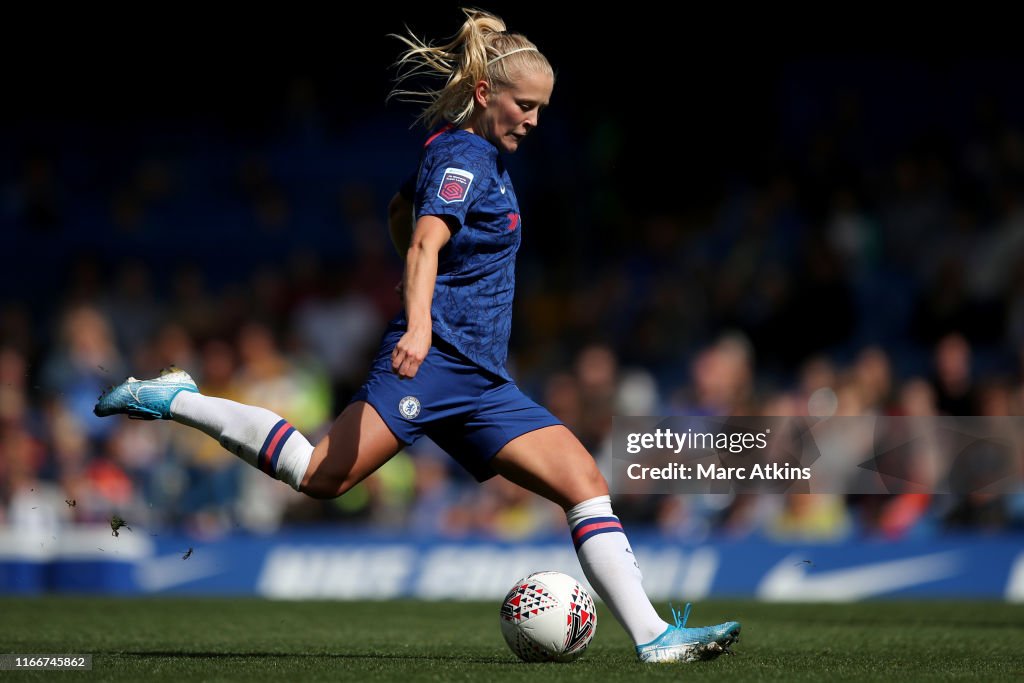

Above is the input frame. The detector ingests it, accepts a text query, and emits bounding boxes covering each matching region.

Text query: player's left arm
[391,215,453,379]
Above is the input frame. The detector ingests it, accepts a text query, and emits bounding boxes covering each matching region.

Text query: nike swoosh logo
[136,552,222,591]
[757,551,962,601]
[133,382,193,402]
[499,185,506,194]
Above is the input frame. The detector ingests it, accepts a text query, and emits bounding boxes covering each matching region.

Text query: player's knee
[584,471,610,498]
[540,467,608,510]
[299,472,356,500]
[566,462,609,504]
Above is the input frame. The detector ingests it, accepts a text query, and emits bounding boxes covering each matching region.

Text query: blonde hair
[388,7,553,129]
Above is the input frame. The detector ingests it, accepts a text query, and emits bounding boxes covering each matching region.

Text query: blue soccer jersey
[396,127,522,380]
[352,126,561,479]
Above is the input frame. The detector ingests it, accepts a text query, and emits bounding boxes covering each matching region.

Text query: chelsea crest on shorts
[399,396,421,420]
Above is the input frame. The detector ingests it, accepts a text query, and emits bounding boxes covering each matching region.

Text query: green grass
[0,598,1021,681]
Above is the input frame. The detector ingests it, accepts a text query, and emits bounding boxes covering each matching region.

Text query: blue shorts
[351,326,562,481]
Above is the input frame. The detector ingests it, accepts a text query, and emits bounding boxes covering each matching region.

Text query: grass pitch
[1,597,1021,681]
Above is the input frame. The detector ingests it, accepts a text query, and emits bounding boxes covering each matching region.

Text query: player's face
[478,70,553,153]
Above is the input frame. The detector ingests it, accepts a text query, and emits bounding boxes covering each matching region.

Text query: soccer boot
[94,367,198,420]
[636,603,740,663]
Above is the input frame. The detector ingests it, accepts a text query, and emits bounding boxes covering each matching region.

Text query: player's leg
[492,424,740,663]
[300,400,402,498]
[94,369,400,496]
[490,425,669,644]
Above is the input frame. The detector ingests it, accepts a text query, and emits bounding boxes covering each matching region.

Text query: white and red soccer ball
[499,571,597,662]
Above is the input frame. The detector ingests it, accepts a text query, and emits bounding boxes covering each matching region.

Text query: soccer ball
[499,570,597,662]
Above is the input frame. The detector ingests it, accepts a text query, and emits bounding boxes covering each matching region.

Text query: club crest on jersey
[438,168,474,203]
[399,396,421,419]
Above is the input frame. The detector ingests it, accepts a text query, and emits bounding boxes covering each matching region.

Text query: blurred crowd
[3,61,1024,542]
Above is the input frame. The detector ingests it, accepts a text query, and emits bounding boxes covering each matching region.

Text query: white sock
[567,495,668,646]
[170,392,313,491]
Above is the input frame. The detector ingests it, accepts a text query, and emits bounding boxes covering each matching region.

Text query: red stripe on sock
[572,520,622,543]
[262,422,293,474]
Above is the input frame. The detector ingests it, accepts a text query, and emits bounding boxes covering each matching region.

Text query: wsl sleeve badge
[437,168,474,203]
[399,396,421,420]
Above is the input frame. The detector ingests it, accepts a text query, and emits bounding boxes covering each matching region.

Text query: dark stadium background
[2,4,1023,594]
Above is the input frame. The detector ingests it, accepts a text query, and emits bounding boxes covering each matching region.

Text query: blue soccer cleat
[94,367,198,420]
[636,603,741,663]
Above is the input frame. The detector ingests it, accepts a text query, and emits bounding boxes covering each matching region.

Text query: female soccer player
[95,7,739,663]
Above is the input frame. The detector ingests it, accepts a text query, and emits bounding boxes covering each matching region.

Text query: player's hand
[395,279,405,299]
[392,327,431,379]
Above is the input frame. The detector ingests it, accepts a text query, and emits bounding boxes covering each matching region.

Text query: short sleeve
[414,135,490,228]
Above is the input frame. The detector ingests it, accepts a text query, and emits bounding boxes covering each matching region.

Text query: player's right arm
[391,215,452,379]
[388,192,414,259]
[388,169,418,259]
